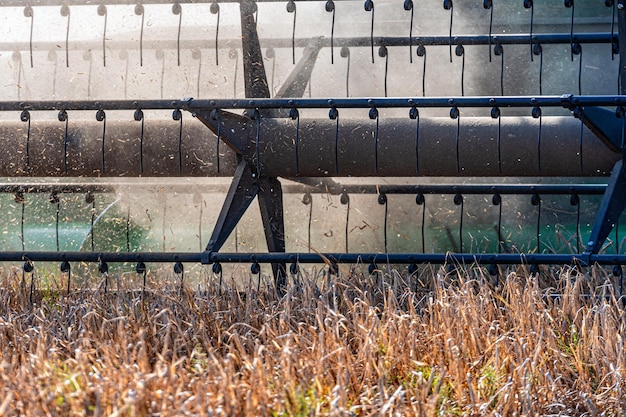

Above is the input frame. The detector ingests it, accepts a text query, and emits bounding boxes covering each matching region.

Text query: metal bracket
[257,177,287,290]
[193,109,251,155]
[586,160,626,254]
[578,106,622,153]
[240,0,271,102]
[204,159,260,255]
[275,37,325,99]
[584,3,626,256]
[201,158,286,291]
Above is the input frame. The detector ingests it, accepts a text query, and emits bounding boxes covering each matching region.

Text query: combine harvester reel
[1,0,626,293]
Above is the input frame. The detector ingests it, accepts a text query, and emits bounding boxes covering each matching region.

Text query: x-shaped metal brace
[200,159,286,291]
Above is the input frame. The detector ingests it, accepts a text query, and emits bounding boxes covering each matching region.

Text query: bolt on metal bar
[0,32,615,56]
[0,182,608,197]
[8,251,626,266]
[3,94,626,112]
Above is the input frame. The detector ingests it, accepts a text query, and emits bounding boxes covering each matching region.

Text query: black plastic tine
[492,193,502,253]
[531,193,541,253]
[417,45,426,96]
[290,108,300,175]
[193,48,202,97]
[287,0,297,65]
[96,109,106,174]
[532,106,542,173]
[50,192,60,252]
[404,0,414,63]
[340,192,349,252]
[173,2,182,66]
[573,43,582,95]
[416,193,425,253]
[533,43,543,95]
[455,44,465,96]
[61,4,70,67]
[378,193,388,253]
[364,0,375,63]
[302,192,313,252]
[570,194,580,253]
[229,49,238,97]
[194,192,203,252]
[98,258,108,293]
[25,260,34,305]
[21,197,26,251]
[210,109,222,174]
[15,192,25,251]
[494,42,504,95]
[491,106,502,174]
[20,110,31,172]
[174,262,184,293]
[126,203,131,252]
[454,193,463,252]
[24,5,34,68]
[266,47,276,94]
[444,0,453,63]
[58,110,69,174]
[524,0,534,61]
[210,0,220,65]
[137,261,147,300]
[379,45,388,97]
[289,261,300,282]
[173,109,183,174]
[61,261,71,295]
[340,47,350,96]
[565,0,575,61]
[326,0,336,64]
[484,0,493,62]
[578,107,584,174]
[251,108,262,177]
[609,0,616,61]
[573,106,584,174]
[212,262,223,295]
[329,107,339,173]
[251,262,261,291]
[369,107,379,173]
[450,106,460,172]
[134,108,145,175]
[135,4,145,66]
[86,192,95,251]
[409,106,420,173]
[161,196,167,251]
[98,4,107,66]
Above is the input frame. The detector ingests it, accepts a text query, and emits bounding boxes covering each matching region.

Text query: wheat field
[0,264,624,416]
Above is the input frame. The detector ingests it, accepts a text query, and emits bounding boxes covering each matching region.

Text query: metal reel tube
[253,116,617,178]
[0,116,616,178]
